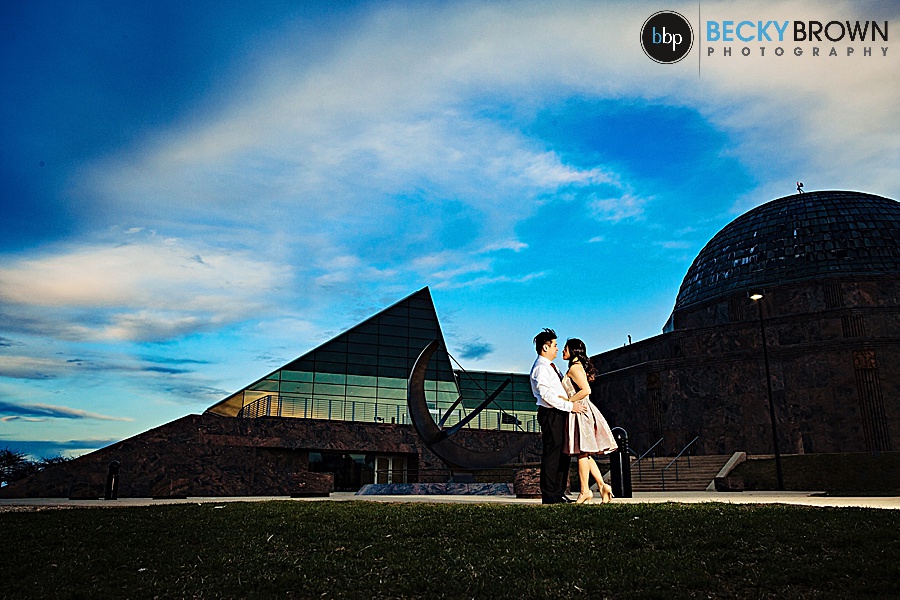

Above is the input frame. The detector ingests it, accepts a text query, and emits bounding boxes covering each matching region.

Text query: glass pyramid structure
[206,287,538,432]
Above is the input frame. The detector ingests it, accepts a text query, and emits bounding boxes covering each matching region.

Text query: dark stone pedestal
[514,468,541,498]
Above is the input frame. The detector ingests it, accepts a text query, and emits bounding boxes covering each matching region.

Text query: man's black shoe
[560,495,576,503]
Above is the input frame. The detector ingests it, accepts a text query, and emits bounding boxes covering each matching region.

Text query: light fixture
[748,288,784,490]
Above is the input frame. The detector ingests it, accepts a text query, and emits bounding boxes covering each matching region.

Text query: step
[624,454,735,492]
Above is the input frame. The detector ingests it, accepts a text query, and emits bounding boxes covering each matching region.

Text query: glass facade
[206,288,538,432]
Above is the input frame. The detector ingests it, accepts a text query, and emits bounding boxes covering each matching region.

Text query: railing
[660,436,700,491]
[237,394,540,433]
[632,438,665,482]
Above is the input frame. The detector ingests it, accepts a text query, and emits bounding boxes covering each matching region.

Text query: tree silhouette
[0,447,71,486]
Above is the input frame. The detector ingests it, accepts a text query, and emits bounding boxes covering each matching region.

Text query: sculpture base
[356,483,514,496]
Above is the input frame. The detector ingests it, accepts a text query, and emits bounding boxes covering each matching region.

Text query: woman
[561,338,617,504]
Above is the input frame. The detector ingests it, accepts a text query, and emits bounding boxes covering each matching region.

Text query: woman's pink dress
[563,376,618,455]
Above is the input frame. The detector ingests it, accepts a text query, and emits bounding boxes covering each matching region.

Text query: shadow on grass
[1,501,898,598]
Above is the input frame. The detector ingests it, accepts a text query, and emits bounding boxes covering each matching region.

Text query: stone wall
[0,414,541,498]
[591,277,899,457]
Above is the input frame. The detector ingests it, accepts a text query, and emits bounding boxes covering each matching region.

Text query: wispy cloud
[64,1,898,299]
[0,400,132,422]
[0,232,290,342]
[434,271,547,291]
[458,339,495,360]
[0,356,78,379]
[590,193,647,223]
[656,241,693,250]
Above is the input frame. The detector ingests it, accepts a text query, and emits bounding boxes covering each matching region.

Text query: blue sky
[1,0,897,458]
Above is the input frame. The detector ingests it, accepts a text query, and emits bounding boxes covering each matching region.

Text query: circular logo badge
[641,11,694,64]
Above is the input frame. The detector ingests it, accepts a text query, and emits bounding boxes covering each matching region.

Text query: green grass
[1,501,898,598]
[731,452,900,495]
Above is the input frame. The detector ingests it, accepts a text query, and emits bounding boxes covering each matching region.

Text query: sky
[1,0,897,458]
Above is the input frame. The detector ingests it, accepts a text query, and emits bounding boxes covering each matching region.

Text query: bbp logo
[641,11,694,64]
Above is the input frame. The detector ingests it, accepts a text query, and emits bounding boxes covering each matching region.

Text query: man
[530,328,587,504]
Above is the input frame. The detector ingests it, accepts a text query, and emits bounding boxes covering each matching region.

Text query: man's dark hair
[533,328,557,354]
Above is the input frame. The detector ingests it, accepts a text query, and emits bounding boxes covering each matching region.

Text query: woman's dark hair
[565,338,598,382]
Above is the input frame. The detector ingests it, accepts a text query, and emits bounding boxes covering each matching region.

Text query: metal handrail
[660,436,700,491]
[631,438,665,482]
[236,394,540,432]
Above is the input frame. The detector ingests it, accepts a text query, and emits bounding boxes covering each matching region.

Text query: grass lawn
[1,501,898,598]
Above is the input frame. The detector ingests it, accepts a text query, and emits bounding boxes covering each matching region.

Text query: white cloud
[0,233,290,342]
[657,241,693,250]
[0,400,132,422]
[434,271,547,290]
[51,0,898,325]
[590,193,647,223]
[0,356,77,379]
[84,1,898,256]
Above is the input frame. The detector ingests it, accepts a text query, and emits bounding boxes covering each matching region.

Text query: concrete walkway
[1,491,898,511]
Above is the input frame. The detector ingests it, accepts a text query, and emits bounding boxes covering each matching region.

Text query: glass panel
[377,387,407,400]
[242,390,269,404]
[409,321,438,338]
[250,379,280,392]
[346,362,378,376]
[378,376,406,389]
[379,315,408,328]
[347,342,378,356]
[379,335,408,348]
[379,345,408,358]
[436,391,458,403]
[348,332,379,345]
[347,374,377,387]
[280,370,314,382]
[314,383,346,396]
[318,341,347,353]
[280,381,313,395]
[379,367,409,378]
[314,351,347,364]
[409,309,437,327]
[346,385,377,398]
[353,322,379,335]
[314,361,347,374]
[285,358,315,372]
[378,355,408,368]
[347,353,378,365]
[314,372,346,384]
[385,304,409,317]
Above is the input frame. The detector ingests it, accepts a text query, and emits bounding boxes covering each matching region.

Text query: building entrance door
[374,455,409,484]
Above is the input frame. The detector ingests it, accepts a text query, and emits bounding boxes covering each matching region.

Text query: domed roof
[673,190,900,311]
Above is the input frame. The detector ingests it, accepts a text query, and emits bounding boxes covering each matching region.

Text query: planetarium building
[594,190,899,457]
[2,190,897,498]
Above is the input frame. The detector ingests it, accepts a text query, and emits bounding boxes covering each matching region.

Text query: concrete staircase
[628,454,735,492]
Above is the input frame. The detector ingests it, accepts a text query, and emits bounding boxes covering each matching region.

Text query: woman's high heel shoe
[601,484,614,503]
[575,491,593,504]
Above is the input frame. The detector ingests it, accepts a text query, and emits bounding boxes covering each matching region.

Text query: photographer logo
[641,11,694,64]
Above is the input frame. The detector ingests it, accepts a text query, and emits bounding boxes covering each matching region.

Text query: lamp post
[749,290,784,490]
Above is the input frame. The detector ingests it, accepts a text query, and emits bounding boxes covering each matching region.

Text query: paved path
[1,491,897,511]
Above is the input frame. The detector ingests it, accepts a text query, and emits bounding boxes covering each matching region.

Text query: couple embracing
[530,328,617,504]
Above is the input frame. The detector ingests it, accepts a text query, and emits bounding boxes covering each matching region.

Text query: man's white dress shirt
[530,355,574,412]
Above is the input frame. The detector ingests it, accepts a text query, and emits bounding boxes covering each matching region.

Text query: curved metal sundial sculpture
[407,340,533,470]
